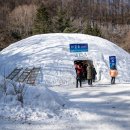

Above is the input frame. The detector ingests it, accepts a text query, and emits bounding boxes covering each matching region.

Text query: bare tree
[8,4,37,38]
[11,82,26,107]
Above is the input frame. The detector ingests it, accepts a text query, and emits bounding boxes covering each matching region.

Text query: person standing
[110,65,118,84]
[83,63,88,80]
[87,64,93,85]
[75,64,83,88]
[92,65,97,82]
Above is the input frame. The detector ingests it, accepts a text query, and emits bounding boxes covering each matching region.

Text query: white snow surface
[0,84,130,130]
[0,33,130,130]
[0,33,130,85]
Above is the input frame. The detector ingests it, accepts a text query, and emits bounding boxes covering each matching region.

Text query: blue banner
[109,56,116,69]
[70,44,88,52]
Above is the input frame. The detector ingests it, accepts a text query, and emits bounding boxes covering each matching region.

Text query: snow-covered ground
[0,84,130,130]
[0,33,130,130]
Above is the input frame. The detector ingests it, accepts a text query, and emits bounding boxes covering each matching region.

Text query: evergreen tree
[53,8,72,32]
[93,25,102,37]
[63,27,80,33]
[83,24,93,35]
[83,24,102,37]
[33,5,52,34]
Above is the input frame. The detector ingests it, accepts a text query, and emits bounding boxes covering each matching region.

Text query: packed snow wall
[0,33,130,86]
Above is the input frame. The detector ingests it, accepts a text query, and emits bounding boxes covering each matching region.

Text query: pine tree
[33,5,52,34]
[92,25,102,37]
[53,8,72,32]
[83,24,93,35]
[83,24,102,37]
[63,27,80,33]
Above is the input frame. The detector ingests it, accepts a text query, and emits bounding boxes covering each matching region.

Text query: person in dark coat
[83,63,88,80]
[87,64,93,85]
[92,65,97,82]
[75,64,83,88]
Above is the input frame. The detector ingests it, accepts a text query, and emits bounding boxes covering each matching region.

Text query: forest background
[0,0,130,52]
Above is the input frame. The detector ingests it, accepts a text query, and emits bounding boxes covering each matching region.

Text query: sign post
[109,56,116,69]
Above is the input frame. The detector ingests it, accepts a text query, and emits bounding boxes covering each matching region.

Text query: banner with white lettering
[109,56,116,69]
[69,43,88,53]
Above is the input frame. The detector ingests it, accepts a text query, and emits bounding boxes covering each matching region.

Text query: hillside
[0,0,130,52]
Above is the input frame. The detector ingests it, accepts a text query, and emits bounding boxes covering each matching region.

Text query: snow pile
[0,77,65,121]
[0,33,130,86]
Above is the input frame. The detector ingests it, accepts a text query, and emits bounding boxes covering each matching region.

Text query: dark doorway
[74,60,93,81]
[74,60,93,66]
